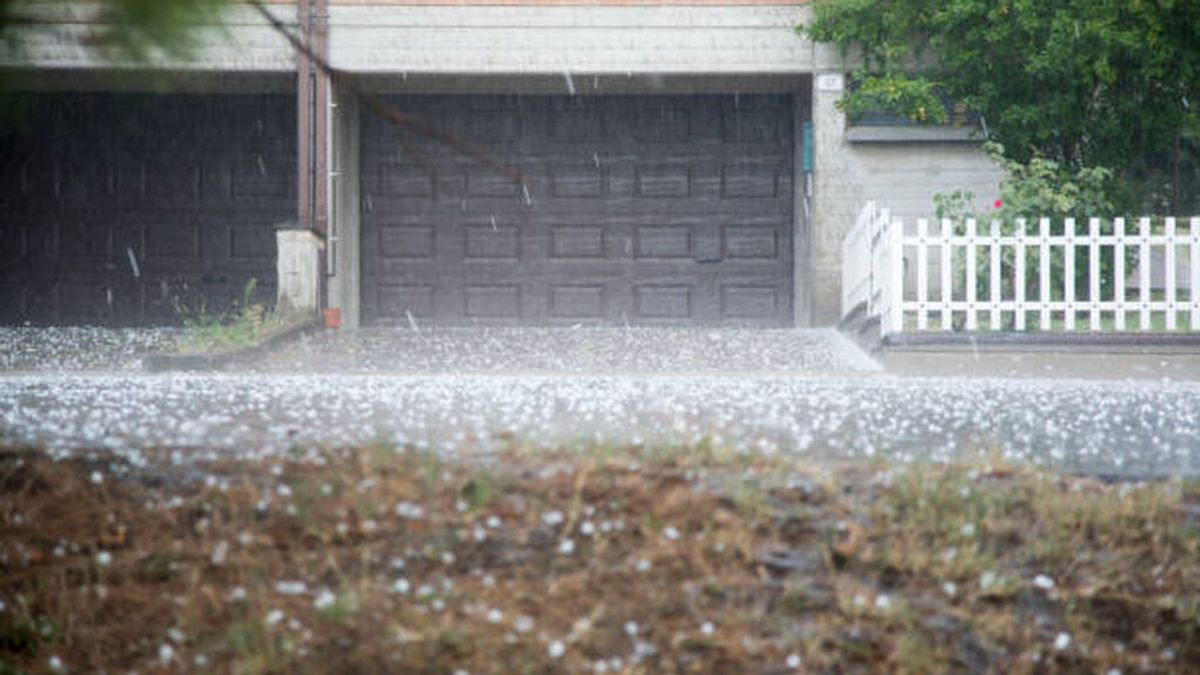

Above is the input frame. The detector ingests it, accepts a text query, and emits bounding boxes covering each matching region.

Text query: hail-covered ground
[0,326,1197,478]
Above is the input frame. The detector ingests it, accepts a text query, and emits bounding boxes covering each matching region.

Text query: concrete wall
[2,3,821,75]
[327,4,817,74]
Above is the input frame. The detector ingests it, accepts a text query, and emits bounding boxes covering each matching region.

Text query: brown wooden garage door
[0,93,295,326]
[361,94,794,326]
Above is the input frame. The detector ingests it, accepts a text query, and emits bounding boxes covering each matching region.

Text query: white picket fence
[841,202,1200,337]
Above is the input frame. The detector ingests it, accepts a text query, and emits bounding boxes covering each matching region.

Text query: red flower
[993,199,1003,209]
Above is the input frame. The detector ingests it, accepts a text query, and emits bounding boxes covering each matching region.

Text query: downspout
[296,0,328,237]
[296,0,312,231]
[313,0,329,237]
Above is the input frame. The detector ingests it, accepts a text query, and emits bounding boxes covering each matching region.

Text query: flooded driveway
[0,327,1197,478]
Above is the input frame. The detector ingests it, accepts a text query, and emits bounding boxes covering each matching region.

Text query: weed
[460,475,493,512]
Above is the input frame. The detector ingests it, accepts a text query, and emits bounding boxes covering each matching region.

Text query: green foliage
[0,597,55,658]
[934,145,1126,314]
[935,142,1117,225]
[932,189,975,224]
[987,142,1116,224]
[840,72,947,125]
[801,0,1200,211]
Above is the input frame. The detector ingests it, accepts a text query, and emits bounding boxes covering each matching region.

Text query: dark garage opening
[0,92,296,326]
[360,94,795,327]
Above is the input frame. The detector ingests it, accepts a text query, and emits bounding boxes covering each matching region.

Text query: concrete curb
[879,331,1200,354]
[143,318,322,372]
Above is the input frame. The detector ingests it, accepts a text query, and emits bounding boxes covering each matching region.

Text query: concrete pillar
[810,71,861,325]
[792,91,813,327]
[326,90,361,328]
[277,229,324,316]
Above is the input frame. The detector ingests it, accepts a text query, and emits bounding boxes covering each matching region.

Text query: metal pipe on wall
[296,0,329,236]
[296,0,312,230]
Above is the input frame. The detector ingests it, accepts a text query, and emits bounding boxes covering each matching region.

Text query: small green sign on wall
[802,121,813,173]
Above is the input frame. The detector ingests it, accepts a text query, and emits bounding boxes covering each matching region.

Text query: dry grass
[1,442,1198,674]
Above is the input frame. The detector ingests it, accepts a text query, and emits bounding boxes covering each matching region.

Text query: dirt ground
[2,441,1198,674]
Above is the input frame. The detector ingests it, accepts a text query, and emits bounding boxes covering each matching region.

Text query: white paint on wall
[815,73,844,92]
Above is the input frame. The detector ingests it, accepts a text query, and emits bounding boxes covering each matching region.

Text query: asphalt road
[0,327,1197,478]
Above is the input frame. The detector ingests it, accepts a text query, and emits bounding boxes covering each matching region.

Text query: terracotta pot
[323,307,342,329]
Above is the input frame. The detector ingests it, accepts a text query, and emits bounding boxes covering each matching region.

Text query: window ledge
[846,125,984,143]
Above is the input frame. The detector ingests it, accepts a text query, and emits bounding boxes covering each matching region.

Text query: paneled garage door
[361,94,794,326]
[0,93,295,326]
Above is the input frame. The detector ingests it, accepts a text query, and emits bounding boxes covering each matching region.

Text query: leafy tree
[800,0,1200,212]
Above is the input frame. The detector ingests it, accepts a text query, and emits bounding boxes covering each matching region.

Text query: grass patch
[0,444,1197,673]
[174,278,289,354]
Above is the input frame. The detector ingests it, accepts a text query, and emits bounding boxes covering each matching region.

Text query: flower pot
[323,307,342,329]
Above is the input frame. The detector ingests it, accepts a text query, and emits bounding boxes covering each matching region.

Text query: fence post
[941,218,953,331]
[872,207,891,318]
[966,219,978,330]
[1089,217,1101,331]
[1114,218,1126,331]
[917,219,929,330]
[989,220,1002,329]
[1015,218,1026,330]
[888,217,905,335]
[1165,218,1177,331]
[1139,217,1152,331]
[1064,218,1076,331]
[1039,218,1051,330]
[1192,217,1200,331]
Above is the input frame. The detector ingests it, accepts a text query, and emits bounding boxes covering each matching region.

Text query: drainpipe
[297,0,312,231]
[313,0,329,237]
[296,0,329,236]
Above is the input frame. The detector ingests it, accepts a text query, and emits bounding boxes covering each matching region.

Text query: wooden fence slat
[1015,218,1026,330]
[888,217,905,335]
[989,220,1002,329]
[1140,217,1152,331]
[1064,218,1076,330]
[917,219,929,330]
[966,219,978,330]
[941,218,953,330]
[1114,218,1126,331]
[1089,217,1101,331]
[1039,218,1051,329]
[1165,217,1177,331]
[1192,217,1200,331]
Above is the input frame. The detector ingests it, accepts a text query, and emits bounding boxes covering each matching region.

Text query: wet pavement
[0,327,181,372]
[0,327,1198,478]
[249,326,881,375]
